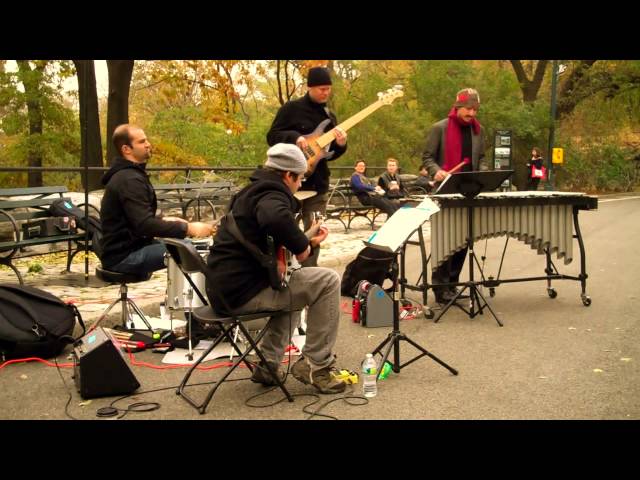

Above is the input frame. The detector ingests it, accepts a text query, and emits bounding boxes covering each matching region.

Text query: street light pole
[546,59,559,191]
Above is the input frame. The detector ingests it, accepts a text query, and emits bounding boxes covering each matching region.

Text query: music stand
[432,170,514,326]
[364,202,458,378]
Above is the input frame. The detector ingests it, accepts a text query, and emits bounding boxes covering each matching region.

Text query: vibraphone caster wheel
[547,287,557,299]
[581,294,592,306]
[423,307,434,320]
[489,287,496,298]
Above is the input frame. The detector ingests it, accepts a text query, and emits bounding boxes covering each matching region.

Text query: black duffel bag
[340,247,397,298]
[0,284,85,360]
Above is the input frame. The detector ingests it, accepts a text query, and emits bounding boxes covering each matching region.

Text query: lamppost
[546,61,567,191]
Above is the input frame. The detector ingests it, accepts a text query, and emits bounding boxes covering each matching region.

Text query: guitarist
[267,66,347,267]
[206,143,347,394]
[421,88,488,305]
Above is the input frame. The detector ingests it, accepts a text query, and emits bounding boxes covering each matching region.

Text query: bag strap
[223,212,275,269]
[0,287,47,339]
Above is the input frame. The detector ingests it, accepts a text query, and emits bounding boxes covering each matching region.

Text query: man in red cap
[267,66,347,267]
[421,88,488,304]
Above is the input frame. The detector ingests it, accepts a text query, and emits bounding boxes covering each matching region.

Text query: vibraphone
[400,191,598,318]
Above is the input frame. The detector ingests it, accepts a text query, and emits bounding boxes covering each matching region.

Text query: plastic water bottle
[362,353,378,398]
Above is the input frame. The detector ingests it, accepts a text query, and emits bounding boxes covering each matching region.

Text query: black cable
[53,356,78,420]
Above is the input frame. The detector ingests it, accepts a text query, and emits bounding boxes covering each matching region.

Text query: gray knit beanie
[265,144,307,175]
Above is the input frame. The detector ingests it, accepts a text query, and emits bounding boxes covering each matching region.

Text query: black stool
[94,266,154,332]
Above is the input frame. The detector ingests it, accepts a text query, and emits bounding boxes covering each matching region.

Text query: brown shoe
[291,357,346,394]
[250,361,285,386]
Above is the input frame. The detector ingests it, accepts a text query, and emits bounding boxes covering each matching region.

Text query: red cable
[0,357,76,370]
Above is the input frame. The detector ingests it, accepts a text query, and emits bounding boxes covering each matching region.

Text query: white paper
[161,343,246,365]
[365,200,440,252]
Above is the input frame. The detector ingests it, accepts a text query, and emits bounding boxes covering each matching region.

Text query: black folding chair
[161,238,294,415]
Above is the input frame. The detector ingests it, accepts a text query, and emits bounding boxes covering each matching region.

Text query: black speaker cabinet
[72,327,140,399]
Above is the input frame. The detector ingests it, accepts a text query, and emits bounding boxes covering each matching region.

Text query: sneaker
[291,357,347,394]
[250,361,286,387]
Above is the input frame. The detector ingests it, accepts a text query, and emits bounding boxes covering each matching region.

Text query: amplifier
[72,327,140,399]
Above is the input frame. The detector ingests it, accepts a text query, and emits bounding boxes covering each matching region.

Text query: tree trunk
[510,60,549,103]
[73,60,104,192]
[106,60,134,163]
[556,60,598,119]
[16,61,44,187]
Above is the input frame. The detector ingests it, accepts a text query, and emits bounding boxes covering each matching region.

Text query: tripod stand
[372,248,458,377]
[364,200,458,378]
[431,170,513,327]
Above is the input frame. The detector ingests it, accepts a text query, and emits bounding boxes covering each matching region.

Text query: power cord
[53,356,79,420]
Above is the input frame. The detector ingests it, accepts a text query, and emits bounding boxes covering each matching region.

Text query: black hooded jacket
[99,157,187,268]
[206,168,309,312]
[266,93,347,194]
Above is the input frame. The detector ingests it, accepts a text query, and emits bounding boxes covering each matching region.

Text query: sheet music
[365,198,440,252]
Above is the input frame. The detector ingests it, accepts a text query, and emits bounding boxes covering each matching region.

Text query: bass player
[266,66,347,267]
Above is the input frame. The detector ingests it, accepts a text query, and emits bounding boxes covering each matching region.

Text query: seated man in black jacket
[206,143,346,394]
[100,124,213,275]
[377,157,407,203]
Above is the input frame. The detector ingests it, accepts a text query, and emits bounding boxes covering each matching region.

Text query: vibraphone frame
[400,193,598,323]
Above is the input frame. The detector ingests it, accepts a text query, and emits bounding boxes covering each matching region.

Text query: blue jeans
[110,241,167,275]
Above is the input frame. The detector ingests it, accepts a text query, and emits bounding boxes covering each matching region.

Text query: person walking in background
[525,147,545,191]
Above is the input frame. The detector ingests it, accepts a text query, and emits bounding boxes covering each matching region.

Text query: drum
[165,238,212,310]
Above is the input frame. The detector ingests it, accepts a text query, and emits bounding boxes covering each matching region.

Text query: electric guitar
[300,85,404,177]
[274,214,325,285]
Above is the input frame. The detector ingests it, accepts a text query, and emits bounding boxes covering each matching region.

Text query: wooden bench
[153,181,237,221]
[0,186,96,284]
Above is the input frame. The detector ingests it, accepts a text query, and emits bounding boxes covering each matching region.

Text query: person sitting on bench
[350,160,399,218]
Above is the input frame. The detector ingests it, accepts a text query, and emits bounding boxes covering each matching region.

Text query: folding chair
[162,238,294,415]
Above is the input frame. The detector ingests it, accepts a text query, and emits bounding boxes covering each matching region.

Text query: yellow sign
[552,148,564,164]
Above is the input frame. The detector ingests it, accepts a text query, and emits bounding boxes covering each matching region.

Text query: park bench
[153,181,237,221]
[324,175,430,232]
[0,186,97,284]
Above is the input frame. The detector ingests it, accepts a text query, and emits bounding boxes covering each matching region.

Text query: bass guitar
[300,85,404,177]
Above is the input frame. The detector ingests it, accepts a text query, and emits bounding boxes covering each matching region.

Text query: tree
[15,61,45,187]
[509,60,549,103]
[73,60,103,191]
[106,60,134,163]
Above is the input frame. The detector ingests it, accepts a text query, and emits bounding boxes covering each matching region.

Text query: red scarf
[443,107,481,172]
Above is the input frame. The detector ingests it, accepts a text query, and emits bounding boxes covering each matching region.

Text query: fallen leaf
[78,400,92,407]
[585,328,592,332]
[620,358,632,362]
[603,349,613,352]
[615,328,621,330]
[19,374,28,380]
[367,335,375,339]
[568,327,577,331]
[538,376,548,379]
[593,368,604,373]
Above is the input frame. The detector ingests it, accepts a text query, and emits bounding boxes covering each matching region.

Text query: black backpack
[49,198,103,259]
[0,284,85,360]
[340,247,398,298]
